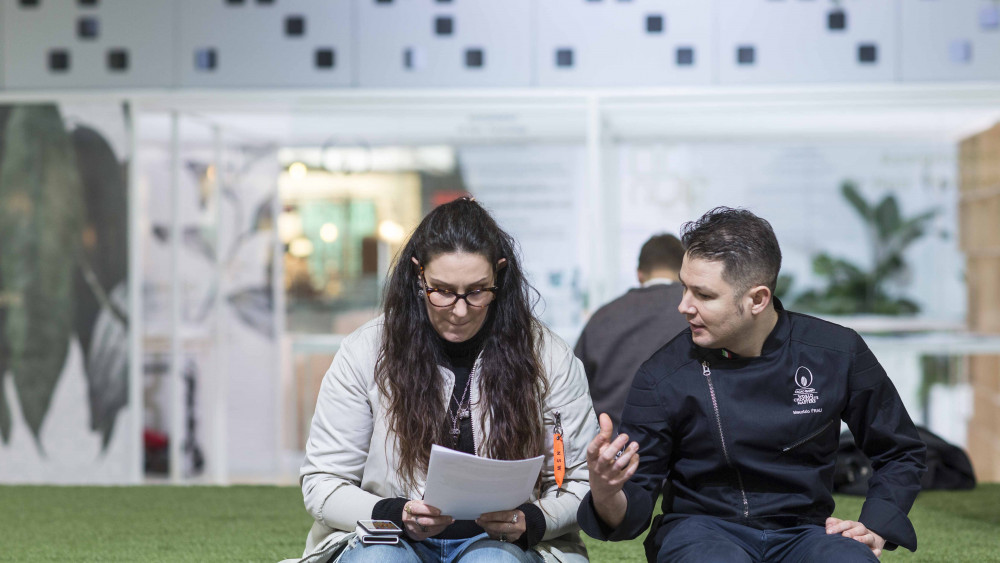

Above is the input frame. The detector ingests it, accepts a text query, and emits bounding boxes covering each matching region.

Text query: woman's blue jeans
[336,533,544,563]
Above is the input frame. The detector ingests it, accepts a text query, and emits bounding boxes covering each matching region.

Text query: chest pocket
[780,418,837,458]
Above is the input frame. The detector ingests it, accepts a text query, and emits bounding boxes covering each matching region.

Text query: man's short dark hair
[638,233,685,274]
[680,207,781,296]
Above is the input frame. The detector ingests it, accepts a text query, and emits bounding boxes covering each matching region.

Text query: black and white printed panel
[355,0,531,88]
[716,0,896,85]
[536,0,712,88]
[177,0,352,88]
[2,0,174,89]
[900,0,1000,82]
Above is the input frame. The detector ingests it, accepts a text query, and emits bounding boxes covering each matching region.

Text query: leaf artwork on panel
[0,363,9,443]
[0,276,9,444]
[184,226,217,262]
[252,198,274,233]
[71,124,129,450]
[151,151,278,339]
[0,105,86,452]
[84,284,129,450]
[227,287,274,338]
[0,107,12,445]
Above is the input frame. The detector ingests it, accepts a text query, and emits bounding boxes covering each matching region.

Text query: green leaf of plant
[0,105,85,450]
[840,181,871,222]
[888,209,937,256]
[874,194,901,242]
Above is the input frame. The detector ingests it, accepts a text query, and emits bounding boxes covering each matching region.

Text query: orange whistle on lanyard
[553,411,565,490]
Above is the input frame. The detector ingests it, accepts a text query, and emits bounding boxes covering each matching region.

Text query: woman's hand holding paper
[402,500,454,541]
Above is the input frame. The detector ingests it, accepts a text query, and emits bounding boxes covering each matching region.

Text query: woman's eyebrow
[426,275,491,288]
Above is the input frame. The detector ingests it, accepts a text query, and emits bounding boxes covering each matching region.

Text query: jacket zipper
[702,361,750,520]
[781,418,835,452]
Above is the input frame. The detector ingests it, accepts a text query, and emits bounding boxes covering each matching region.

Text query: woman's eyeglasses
[420,269,497,308]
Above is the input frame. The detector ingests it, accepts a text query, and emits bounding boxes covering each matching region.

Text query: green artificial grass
[1,484,998,562]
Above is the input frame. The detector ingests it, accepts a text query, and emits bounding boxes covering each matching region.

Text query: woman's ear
[410,256,421,267]
[496,258,508,271]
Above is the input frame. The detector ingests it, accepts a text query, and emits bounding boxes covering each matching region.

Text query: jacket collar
[696,297,790,361]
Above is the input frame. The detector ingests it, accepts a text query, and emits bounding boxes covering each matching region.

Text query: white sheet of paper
[422,445,544,520]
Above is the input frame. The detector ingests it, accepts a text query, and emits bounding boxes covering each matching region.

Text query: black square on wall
[315,48,335,69]
[858,43,877,63]
[646,15,664,33]
[19,0,40,7]
[108,49,128,71]
[465,48,484,68]
[78,17,99,39]
[556,48,574,68]
[828,10,846,31]
[737,45,755,65]
[435,16,453,36]
[286,16,305,37]
[79,0,98,6]
[376,0,393,4]
[676,47,694,66]
[195,48,217,71]
[49,50,70,72]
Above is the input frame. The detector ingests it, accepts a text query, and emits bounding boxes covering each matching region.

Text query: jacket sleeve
[844,333,927,552]
[300,327,385,532]
[578,363,671,541]
[534,330,600,541]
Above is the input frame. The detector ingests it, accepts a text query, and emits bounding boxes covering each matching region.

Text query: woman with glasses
[294,197,596,563]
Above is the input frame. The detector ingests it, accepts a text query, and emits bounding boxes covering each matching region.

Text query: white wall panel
[356,0,531,88]
[536,0,713,87]
[900,0,1000,82]
[177,0,353,88]
[2,0,174,89]
[716,0,896,85]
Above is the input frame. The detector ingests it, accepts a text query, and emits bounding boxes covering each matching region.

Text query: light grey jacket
[291,317,598,563]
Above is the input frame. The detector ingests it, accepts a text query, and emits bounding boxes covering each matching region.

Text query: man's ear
[636,269,648,284]
[496,258,507,271]
[748,285,773,315]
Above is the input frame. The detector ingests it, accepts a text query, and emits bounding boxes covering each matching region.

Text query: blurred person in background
[293,197,597,563]
[574,233,688,432]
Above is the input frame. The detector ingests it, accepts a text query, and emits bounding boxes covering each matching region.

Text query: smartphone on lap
[357,519,404,545]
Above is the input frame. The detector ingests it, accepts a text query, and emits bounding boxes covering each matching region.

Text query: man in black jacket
[578,207,927,562]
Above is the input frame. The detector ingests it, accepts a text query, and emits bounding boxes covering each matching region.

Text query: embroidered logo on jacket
[793,366,819,406]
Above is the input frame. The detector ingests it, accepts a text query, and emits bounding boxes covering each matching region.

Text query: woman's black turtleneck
[438,325,488,456]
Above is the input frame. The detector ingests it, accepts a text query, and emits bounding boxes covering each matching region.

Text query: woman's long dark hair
[375,198,547,490]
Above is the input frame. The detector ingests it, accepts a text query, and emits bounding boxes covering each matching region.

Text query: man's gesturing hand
[585,413,640,528]
[826,517,886,558]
